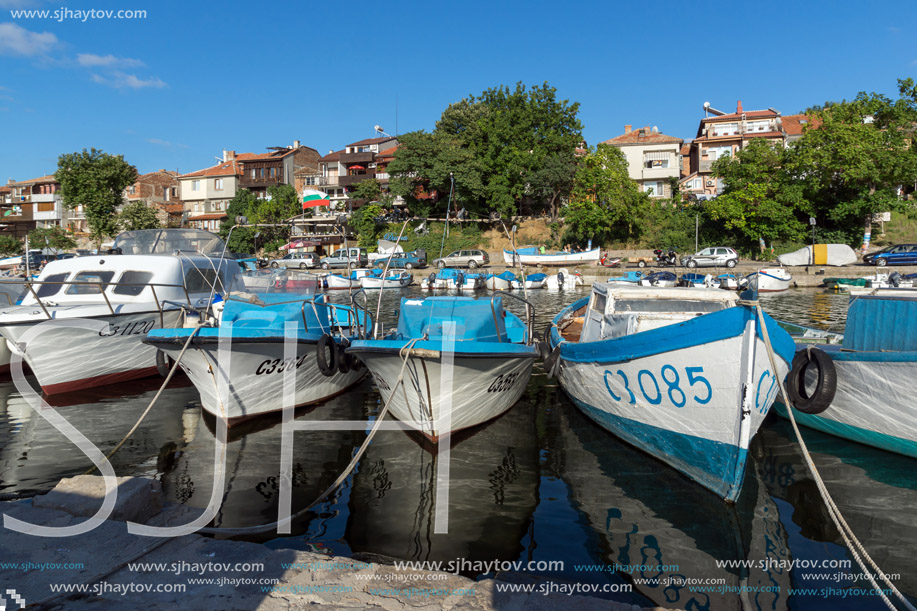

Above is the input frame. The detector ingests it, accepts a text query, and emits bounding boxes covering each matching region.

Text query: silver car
[432,249,490,269]
[268,252,320,269]
[681,247,738,268]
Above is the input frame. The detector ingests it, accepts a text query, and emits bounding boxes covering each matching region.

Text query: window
[184,268,219,294]
[746,120,769,133]
[128,186,136,195]
[713,122,738,137]
[270,168,276,178]
[66,271,116,295]
[644,152,670,168]
[706,146,732,161]
[214,201,222,211]
[113,271,154,296]
[250,169,256,179]
[191,180,200,191]
[36,273,69,298]
[214,178,223,190]
[644,181,664,196]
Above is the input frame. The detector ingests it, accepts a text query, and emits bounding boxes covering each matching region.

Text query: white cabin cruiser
[0,229,242,395]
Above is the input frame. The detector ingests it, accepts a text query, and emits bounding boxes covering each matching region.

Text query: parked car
[863,244,917,266]
[24,253,57,269]
[268,252,320,269]
[432,249,490,269]
[680,247,738,269]
[320,247,369,269]
[374,249,427,270]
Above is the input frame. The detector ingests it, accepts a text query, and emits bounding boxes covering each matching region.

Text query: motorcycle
[599,252,622,268]
[653,249,679,267]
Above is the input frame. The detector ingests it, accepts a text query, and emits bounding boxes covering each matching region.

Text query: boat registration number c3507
[255,355,308,375]
[98,319,156,338]
[487,371,522,393]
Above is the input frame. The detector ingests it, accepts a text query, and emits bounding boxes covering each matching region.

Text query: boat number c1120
[99,319,156,338]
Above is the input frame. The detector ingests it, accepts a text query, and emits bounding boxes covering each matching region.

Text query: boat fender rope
[755,305,914,611]
[786,347,836,415]
[316,334,338,377]
[336,337,351,374]
[544,345,561,379]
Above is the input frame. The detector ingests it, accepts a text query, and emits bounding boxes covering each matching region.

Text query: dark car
[374,249,427,270]
[863,244,917,266]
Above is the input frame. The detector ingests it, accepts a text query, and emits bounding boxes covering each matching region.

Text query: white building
[602,126,684,198]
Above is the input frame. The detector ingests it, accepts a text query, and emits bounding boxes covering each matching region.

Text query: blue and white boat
[421,269,484,291]
[639,270,677,287]
[484,271,519,290]
[777,291,917,457]
[547,284,795,501]
[523,273,547,290]
[144,293,368,422]
[606,271,644,285]
[545,268,583,290]
[348,295,538,440]
[503,246,601,266]
[322,268,376,290]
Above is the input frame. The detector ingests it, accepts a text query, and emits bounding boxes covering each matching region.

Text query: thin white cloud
[0,22,58,56]
[91,72,166,89]
[77,53,144,68]
[0,94,13,102]
[147,138,171,146]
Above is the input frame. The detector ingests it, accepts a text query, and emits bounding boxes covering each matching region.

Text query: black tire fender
[336,338,351,374]
[156,349,173,377]
[536,341,552,361]
[786,347,837,415]
[544,345,562,379]
[316,334,338,377]
[557,272,565,286]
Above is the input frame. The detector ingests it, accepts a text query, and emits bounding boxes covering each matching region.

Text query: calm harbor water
[0,287,914,610]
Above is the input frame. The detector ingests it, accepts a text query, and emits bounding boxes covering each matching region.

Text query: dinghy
[360,269,413,289]
[484,271,518,290]
[776,292,917,457]
[144,293,368,421]
[503,246,601,266]
[546,284,795,501]
[744,268,792,292]
[522,273,547,290]
[545,268,583,290]
[347,295,538,440]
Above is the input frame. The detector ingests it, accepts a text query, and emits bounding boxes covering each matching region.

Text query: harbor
[1,280,914,609]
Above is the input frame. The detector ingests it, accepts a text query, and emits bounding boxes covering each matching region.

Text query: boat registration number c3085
[487,371,522,393]
[255,355,308,375]
[98,319,156,338]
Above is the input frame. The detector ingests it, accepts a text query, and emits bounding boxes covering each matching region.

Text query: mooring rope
[196,337,422,535]
[755,304,915,611]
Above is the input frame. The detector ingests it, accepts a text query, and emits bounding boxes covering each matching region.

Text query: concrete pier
[1,475,664,610]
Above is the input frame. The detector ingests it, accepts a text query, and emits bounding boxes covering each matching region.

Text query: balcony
[338,172,376,187]
[240,176,284,189]
[642,167,678,180]
[699,160,714,173]
[302,175,339,187]
[340,152,375,165]
[31,193,58,203]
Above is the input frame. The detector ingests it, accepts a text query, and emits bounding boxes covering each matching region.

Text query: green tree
[0,235,22,256]
[788,82,917,247]
[527,152,577,220]
[219,189,259,253]
[708,138,807,252]
[118,201,161,232]
[349,203,384,248]
[391,82,582,219]
[350,178,383,203]
[55,148,137,245]
[28,225,77,252]
[247,184,302,251]
[565,144,650,245]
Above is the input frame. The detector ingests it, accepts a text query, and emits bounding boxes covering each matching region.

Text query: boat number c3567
[99,320,156,338]
[255,355,308,375]
[603,365,712,407]
[487,372,521,393]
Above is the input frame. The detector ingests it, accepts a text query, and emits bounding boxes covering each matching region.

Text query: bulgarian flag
[302,189,331,209]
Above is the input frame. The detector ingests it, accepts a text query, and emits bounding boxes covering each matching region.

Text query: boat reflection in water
[345,393,538,565]
[758,420,917,605]
[545,381,791,611]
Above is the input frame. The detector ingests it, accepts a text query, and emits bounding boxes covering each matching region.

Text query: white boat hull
[161,340,365,420]
[360,274,413,289]
[358,352,534,439]
[503,247,601,267]
[1,307,183,394]
[748,269,792,292]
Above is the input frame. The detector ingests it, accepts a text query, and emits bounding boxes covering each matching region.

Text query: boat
[638,270,677,287]
[605,270,644,285]
[144,292,368,421]
[544,268,583,290]
[547,284,795,501]
[420,269,484,291]
[776,292,917,457]
[483,271,518,290]
[360,269,413,289]
[320,268,375,290]
[677,272,716,287]
[503,246,601,267]
[822,276,868,290]
[347,295,538,440]
[865,271,913,289]
[744,268,792,292]
[777,243,858,266]
[0,229,243,395]
[522,273,547,289]
[716,273,739,290]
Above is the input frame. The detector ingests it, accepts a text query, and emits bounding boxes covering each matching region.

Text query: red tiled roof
[377,146,398,159]
[9,174,58,186]
[188,213,227,221]
[744,131,784,139]
[346,136,397,147]
[155,203,184,214]
[782,113,820,136]
[702,109,778,123]
[320,149,344,162]
[602,128,683,146]
[680,143,692,155]
[180,154,258,179]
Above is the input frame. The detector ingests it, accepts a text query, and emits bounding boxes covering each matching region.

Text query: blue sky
[1,0,915,181]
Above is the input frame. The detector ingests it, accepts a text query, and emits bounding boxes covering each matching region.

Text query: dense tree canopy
[118,201,161,232]
[389,82,582,218]
[55,148,137,244]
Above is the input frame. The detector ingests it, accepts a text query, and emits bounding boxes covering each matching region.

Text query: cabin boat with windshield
[0,229,242,394]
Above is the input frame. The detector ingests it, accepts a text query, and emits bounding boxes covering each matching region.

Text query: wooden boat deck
[558,305,587,343]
